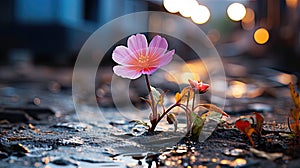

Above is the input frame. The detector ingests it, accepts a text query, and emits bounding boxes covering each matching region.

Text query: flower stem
[153,103,178,128]
[186,91,190,107]
[145,75,157,122]
[150,103,192,132]
[192,91,196,110]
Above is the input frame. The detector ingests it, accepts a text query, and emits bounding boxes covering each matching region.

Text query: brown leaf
[198,104,229,117]
[253,112,264,135]
[180,86,194,103]
[289,83,300,109]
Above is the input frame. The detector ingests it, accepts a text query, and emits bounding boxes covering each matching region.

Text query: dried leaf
[289,83,300,109]
[235,119,256,146]
[288,83,300,136]
[200,111,222,123]
[290,108,300,122]
[289,116,300,135]
[167,113,178,132]
[158,91,167,105]
[197,104,229,117]
[180,86,194,103]
[253,112,264,135]
[250,148,283,161]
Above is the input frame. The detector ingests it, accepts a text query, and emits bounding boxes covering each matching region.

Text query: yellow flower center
[138,55,149,66]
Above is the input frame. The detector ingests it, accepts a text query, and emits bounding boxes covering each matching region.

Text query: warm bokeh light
[228,81,247,98]
[164,60,208,84]
[179,0,198,18]
[191,5,210,24]
[227,3,247,21]
[242,8,255,23]
[286,0,298,9]
[254,28,269,44]
[276,73,297,85]
[242,8,255,30]
[163,0,181,13]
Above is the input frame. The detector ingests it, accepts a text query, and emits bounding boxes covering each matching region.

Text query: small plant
[235,112,264,146]
[288,83,300,140]
[112,34,228,137]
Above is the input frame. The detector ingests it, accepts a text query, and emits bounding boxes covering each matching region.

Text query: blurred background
[0,0,299,110]
[0,0,299,66]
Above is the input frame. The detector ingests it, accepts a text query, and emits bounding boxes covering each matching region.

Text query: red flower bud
[188,79,209,94]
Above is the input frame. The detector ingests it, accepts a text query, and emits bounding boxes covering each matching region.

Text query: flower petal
[113,65,142,80]
[151,49,175,67]
[149,35,168,57]
[141,66,159,75]
[112,46,138,65]
[128,34,148,56]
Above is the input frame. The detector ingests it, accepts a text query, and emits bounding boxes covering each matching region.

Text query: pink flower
[112,34,175,79]
[188,79,209,94]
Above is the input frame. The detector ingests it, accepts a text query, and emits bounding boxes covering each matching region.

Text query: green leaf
[167,113,178,132]
[191,112,205,137]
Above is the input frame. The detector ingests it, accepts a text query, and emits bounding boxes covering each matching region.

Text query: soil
[1,106,300,168]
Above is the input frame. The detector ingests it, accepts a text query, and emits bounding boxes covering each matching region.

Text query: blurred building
[0,0,299,72]
[0,0,152,66]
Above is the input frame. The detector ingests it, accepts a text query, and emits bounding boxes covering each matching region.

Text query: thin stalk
[178,104,192,133]
[192,91,196,110]
[186,91,190,108]
[155,104,178,126]
[145,75,157,122]
[150,103,192,132]
[149,94,185,132]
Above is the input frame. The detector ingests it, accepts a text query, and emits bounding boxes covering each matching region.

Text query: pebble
[51,158,78,166]
[54,122,89,132]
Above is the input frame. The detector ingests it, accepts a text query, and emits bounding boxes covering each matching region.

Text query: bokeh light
[163,0,181,13]
[286,0,298,9]
[191,5,210,24]
[242,8,255,30]
[228,81,247,98]
[227,3,247,21]
[276,73,297,85]
[254,28,269,44]
[179,0,198,18]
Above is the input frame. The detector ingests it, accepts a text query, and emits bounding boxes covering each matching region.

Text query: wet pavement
[0,64,299,167]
